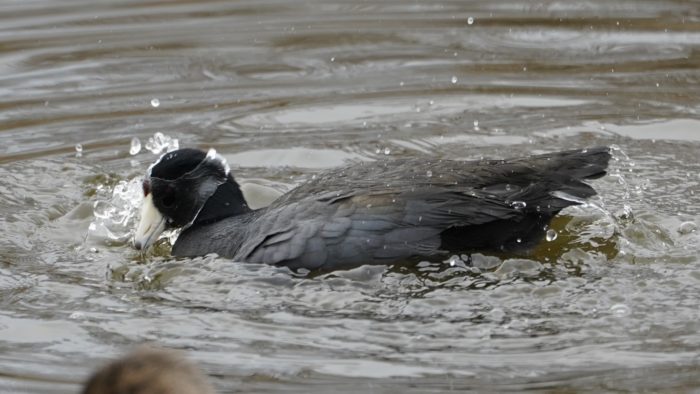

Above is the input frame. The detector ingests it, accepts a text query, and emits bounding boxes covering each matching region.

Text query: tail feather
[536,146,611,180]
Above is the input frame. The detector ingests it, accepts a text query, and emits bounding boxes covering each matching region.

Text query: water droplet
[678,221,697,235]
[510,200,526,209]
[545,229,558,242]
[69,311,85,320]
[129,137,141,155]
[451,76,458,84]
[150,98,160,108]
[426,170,433,178]
[610,303,631,316]
[75,143,83,157]
[467,17,474,25]
[145,132,179,154]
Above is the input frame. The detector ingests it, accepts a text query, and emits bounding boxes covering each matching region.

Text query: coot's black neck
[191,176,252,227]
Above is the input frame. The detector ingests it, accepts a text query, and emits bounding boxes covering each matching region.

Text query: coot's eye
[142,179,151,196]
[161,189,176,208]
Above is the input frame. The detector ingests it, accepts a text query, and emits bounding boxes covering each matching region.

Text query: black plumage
[138,147,610,271]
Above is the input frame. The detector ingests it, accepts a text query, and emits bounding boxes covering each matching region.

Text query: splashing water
[145,132,179,154]
[88,178,143,243]
[88,133,180,244]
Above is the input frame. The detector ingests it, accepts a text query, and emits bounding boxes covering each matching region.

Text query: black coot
[133,147,610,271]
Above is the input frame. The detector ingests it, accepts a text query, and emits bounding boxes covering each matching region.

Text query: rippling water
[1,1,700,392]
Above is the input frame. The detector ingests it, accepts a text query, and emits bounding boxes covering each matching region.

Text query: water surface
[1,1,700,392]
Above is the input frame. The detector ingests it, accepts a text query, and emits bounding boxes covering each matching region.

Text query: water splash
[145,132,179,154]
[88,133,180,245]
[88,177,143,243]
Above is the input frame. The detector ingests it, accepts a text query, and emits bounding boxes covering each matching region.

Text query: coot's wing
[236,187,533,270]
[236,147,610,270]
[271,147,610,205]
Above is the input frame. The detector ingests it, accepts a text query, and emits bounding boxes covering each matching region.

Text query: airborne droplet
[130,137,141,155]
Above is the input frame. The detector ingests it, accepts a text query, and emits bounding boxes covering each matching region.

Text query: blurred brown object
[82,346,215,394]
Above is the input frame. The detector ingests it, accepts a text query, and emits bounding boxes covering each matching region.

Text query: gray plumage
[166,147,611,271]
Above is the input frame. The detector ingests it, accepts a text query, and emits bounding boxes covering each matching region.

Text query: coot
[82,346,215,394]
[133,147,610,270]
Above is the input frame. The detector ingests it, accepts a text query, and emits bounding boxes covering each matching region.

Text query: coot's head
[133,148,232,251]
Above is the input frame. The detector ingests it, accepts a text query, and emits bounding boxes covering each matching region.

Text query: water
[1,1,700,392]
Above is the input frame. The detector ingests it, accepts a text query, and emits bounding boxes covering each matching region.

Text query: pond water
[1,1,700,392]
